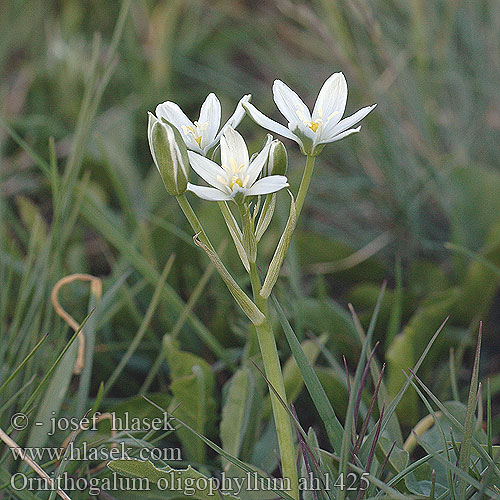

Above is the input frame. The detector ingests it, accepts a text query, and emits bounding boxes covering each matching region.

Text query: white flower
[243,72,376,155]
[155,93,251,155]
[187,127,289,202]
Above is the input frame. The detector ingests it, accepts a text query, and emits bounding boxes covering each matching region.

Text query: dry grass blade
[51,274,102,375]
[0,427,72,500]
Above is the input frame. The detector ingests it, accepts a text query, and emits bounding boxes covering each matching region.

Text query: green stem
[295,155,316,220]
[176,194,214,251]
[248,264,298,498]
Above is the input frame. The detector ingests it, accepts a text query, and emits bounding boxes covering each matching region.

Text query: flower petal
[312,72,347,125]
[188,151,227,190]
[226,94,251,129]
[322,104,376,141]
[246,175,289,196]
[273,80,310,126]
[198,93,221,146]
[243,102,300,143]
[220,127,249,172]
[156,101,193,132]
[211,94,252,149]
[155,101,203,153]
[318,126,361,145]
[187,183,231,201]
[245,140,272,187]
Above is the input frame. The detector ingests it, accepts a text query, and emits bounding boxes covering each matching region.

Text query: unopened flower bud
[265,139,288,177]
[148,112,189,196]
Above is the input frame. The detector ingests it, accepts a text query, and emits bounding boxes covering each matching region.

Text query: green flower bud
[148,112,189,196]
[265,139,288,176]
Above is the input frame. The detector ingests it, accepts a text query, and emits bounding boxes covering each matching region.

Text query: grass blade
[271,293,344,455]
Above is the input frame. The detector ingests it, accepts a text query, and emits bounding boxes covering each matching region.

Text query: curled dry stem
[51,274,102,375]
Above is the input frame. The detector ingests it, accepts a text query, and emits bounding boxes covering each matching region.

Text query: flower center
[218,157,250,191]
[229,176,243,189]
[295,105,339,134]
[308,121,320,132]
[182,120,209,147]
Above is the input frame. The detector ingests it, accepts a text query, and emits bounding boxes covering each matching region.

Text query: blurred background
[1,0,500,450]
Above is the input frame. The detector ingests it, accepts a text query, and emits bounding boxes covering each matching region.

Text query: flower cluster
[148,72,375,201]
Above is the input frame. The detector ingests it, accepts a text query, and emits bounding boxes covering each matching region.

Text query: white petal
[322,104,376,140]
[318,126,361,145]
[245,141,272,187]
[246,176,289,196]
[211,94,251,149]
[187,183,231,201]
[188,151,227,190]
[198,93,221,146]
[226,94,251,129]
[220,127,249,171]
[155,101,202,151]
[155,101,193,131]
[273,80,310,126]
[243,102,300,143]
[312,72,347,125]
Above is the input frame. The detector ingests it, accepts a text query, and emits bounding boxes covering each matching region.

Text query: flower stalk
[295,155,316,220]
[248,262,299,500]
[176,193,214,252]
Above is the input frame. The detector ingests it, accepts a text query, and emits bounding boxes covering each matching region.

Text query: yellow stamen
[219,157,248,191]
[181,121,209,147]
[229,176,243,189]
[309,121,320,132]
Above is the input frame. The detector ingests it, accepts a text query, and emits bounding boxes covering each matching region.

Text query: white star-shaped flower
[243,72,376,155]
[154,93,251,156]
[187,127,289,202]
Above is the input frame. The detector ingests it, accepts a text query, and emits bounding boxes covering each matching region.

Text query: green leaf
[255,194,276,242]
[220,367,255,471]
[164,336,216,463]
[405,462,447,497]
[458,324,482,500]
[109,460,241,500]
[377,436,409,475]
[260,193,296,298]
[0,467,42,500]
[142,397,296,500]
[450,228,500,324]
[218,201,250,272]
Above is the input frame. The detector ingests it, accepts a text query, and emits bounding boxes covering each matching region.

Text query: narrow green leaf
[255,194,276,242]
[458,323,482,500]
[271,294,344,455]
[262,337,325,420]
[0,333,48,396]
[410,370,500,481]
[218,201,250,271]
[104,254,175,396]
[339,283,386,500]
[260,192,296,298]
